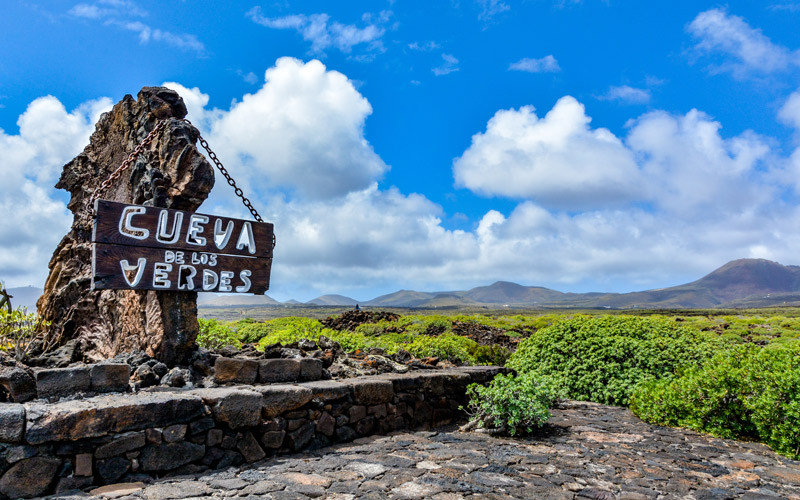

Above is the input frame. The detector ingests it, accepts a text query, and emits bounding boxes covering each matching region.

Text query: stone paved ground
[55,401,800,500]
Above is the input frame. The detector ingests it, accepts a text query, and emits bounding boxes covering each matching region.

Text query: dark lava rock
[35,366,91,399]
[90,363,131,393]
[0,365,36,402]
[97,457,131,484]
[132,364,158,389]
[298,339,317,351]
[0,456,62,498]
[321,310,400,332]
[139,442,205,471]
[161,367,191,387]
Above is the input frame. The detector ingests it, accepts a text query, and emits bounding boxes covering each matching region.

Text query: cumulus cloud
[627,109,771,216]
[0,95,112,286]
[598,85,651,104]
[687,8,799,76]
[7,60,800,302]
[454,96,771,215]
[247,7,387,56]
[508,55,561,73]
[167,58,388,200]
[453,97,643,209]
[779,89,800,132]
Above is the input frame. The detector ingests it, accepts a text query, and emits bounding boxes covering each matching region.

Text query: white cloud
[454,96,771,215]
[7,63,800,303]
[508,55,561,73]
[477,0,510,21]
[167,58,388,200]
[599,85,651,104]
[769,3,800,12]
[453,97,643,209]
[0,95,112,287]
[687,8,799,76]
[776,89,800,192]
[69,0,145,19]
[408,41,440,52]
[779,89,800,132]
[433,54,459,76]
[69,1,204,54]
[116,21,205,53]
[247,7,386,56]
[627,109,770,216]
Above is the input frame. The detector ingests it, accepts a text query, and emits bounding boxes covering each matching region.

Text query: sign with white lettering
[91,200,273,294]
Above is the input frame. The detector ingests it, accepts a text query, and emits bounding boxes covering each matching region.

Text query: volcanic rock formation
[37,87,214,365]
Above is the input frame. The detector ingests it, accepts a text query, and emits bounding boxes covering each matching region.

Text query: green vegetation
[195,307,800,457]
[197,318,240,350]
[464,372,565,436]
[630,343,800,460]
[507,315,721,406]
[0,307,53,361]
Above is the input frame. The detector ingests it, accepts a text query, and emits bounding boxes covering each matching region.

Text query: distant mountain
[197,294,281,307]
[19,258,787,312]
[307,294,358,306]
[365,290,438,307]
[363,259,800,309]
[5,286,42,311]
[462,281,567,304]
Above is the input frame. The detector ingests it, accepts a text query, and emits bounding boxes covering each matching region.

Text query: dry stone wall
[0,366,503,499]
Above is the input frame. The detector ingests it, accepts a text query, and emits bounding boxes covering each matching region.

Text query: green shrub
[246,317,324,345]
[197,318,240,350]
[0,307,54,361]
[630,342,800,459]
[471,344,511,366]
[354,323,385,336]
[407,333,477,363]
[400,315,453,335]
[464,373,565,436]
[509,315,720,406]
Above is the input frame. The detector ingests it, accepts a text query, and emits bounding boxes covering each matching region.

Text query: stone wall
[0,366,503,499]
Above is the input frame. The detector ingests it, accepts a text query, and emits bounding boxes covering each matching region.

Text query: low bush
[630,342,800,459]
[197,318,240,350]
[508,315,720,406]
[243,317,324,345]
[471,344,511,366]
[0,307,54,361]
[407,333,477,363]
[464,372,565,436]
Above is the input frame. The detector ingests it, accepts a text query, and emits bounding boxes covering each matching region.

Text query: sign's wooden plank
[92,244,272,294]
[92,200,274,258]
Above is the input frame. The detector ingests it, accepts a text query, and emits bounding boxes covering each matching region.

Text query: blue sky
[1,0,800,302]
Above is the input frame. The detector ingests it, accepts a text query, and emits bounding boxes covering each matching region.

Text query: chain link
[187,120,264,224]
[87,118,275,250]
[87,119,169,215]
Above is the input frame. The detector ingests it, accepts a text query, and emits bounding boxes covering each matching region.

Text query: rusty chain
[184,119,264,224]
[87,119,169,215]
[87,118,273,249]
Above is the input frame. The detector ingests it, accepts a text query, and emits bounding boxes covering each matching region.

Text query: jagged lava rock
[36,87,215,365]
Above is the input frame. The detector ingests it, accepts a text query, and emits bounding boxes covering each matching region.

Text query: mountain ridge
[10,259,800,310]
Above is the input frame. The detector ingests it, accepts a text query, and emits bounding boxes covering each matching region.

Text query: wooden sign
[91,200,273,294]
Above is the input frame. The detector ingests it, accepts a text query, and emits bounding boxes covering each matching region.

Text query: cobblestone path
[59,401,800,500]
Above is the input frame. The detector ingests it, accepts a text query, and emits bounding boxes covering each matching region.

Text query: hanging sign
[91,200,273,294]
